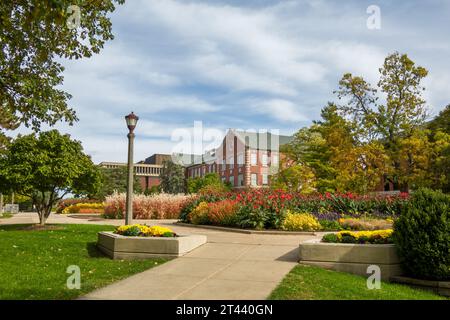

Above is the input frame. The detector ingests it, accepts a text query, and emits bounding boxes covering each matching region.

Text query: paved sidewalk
[2,213,319,300]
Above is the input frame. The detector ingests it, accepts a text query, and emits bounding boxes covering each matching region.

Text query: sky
[21,0,450,163]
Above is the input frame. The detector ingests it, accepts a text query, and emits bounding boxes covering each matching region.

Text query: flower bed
[97,224,206,259]
[62,202,104,214]
[114,224,177,237]
[179,190,404,231]
[104,193,193,219]
[56,198,100,213]
[298,238,403,280]
[322,230,393,244]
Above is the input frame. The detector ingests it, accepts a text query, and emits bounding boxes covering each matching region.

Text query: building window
[262,174,268,185]
[228,156,234,167]
[251,153,257,166]
[251,173,257,186]
[237,153,244,166]
[272,155,279,166]
[262,154,268,167]
[238,174,244,186]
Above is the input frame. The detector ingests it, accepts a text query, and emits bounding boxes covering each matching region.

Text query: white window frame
[262,174,268,185]
[262,153,268,167]
[272,155,279,166]
[251,173,257,186]
[251,153,257,166]
[237,153,244,166]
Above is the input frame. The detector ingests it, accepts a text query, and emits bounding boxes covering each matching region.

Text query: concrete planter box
[97,232,207,260]
[390,276,450,297]
[299,239,403,280]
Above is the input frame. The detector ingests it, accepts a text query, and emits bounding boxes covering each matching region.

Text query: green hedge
[393,189,450,280]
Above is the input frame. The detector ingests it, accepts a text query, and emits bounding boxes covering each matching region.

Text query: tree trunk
[39,211,46,226]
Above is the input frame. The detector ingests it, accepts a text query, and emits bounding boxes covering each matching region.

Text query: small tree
[187,173,225,193]
[0,130,101,225]
[94,166,142,200]
[159,160,185,194]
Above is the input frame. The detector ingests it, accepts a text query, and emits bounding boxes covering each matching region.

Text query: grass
[0,212,13,219]
[0,224,167,300]
[269,264,447,300]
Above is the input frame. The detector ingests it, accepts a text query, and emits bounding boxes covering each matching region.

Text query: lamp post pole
[125,112,139,226]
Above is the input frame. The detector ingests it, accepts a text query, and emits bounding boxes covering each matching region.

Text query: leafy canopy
[0,0,124,147]
[0,130,101,224]
[159,160,186,194]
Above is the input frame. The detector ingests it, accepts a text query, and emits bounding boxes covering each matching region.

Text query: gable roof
[232,129,293,151]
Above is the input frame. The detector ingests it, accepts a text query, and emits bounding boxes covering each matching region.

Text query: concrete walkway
[2,213,320,300]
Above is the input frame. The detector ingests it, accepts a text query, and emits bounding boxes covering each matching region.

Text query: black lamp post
[125,112,139,225]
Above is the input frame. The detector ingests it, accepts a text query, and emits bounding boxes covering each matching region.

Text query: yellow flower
[115,224,175,237]
[281,210,322,231]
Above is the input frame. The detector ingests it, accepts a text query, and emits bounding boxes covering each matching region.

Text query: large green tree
[159,160,185,194]
[0,130,101,225]
[427,105,450,193]
[428,104,450,135]
[0,0,124,147]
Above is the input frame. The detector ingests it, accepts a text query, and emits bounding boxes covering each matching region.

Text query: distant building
[185,129,293,188]
[99,130,293,190]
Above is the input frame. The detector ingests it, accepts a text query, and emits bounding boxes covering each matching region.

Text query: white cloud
[30,0,449,163]
[251,99,309,123]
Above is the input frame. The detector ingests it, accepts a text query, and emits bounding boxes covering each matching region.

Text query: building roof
[232,130,293,151]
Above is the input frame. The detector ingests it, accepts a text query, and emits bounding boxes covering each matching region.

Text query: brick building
[185,130,293,188]
[99,130,293,190]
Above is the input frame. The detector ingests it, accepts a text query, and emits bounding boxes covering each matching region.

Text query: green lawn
[269,264,446,300]
[0,224,167,299]
[0,212,13,219]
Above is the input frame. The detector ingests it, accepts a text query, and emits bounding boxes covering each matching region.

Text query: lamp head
[125,112,139,132]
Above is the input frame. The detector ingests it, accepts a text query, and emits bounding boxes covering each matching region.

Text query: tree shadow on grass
[86,242,108,258]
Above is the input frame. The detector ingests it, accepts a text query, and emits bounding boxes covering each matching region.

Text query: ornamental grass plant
[104,192,193,219]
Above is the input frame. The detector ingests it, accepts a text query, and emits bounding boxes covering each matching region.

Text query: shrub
[198,183,230,195]
[114,224,176,237]
[319,220,342,231]
[62,203,104,214]
[56,198,99,213]
[338,218,393,231]
[189,202,210,225]
[281,211,322,231]
[207,200,238,226]
[103,192,192,219]
[322,229,393,244]
[234,207,268,230]
[179,196,201,222]
[393,188,450,281]
[322,233,339,243]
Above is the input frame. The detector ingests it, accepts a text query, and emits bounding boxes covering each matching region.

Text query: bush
[189,202,210,225]
[281,211,322,231]
[207,200,238,226]
[322,230,393,244]
[393,188,450,280]
[179,197,201,222]
[62,203,104,214]
[56,198,99,213]
[235,207,268,230]
[103,193,192,219]
[322,233,339,243]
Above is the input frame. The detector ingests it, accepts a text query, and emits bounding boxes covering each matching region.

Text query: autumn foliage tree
[287,52,448,193]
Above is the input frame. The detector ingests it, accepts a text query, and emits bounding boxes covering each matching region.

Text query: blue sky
[30,0,450,163]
